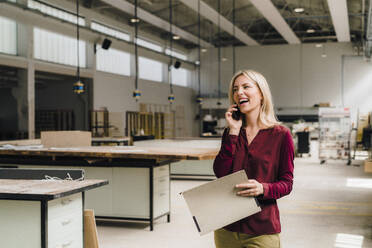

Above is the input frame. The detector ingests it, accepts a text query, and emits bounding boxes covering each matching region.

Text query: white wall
[343,55,372,121]
[198,42,372,123]
[199,42,356,108]
[94,71,199,136]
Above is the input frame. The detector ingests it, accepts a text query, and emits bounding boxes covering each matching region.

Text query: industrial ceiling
[77,0,368,49]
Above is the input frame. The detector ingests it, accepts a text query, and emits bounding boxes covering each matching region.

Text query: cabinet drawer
[49,229,83,248]
[154,165,169,178]
[153,175,169,193]
[49,194,82,219]
[153,190,170,217]
[49,210,82,242]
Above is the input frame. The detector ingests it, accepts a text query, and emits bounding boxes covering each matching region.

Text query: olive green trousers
[214,228,280,248]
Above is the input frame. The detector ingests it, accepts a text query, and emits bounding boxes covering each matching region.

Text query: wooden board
[0,179,108,200]
[84,209,99,248]
[0,139,41,146]
[0,146,218,160]
[41,131,91,148]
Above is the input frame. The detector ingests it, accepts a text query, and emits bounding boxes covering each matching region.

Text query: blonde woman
[213,70,294,248]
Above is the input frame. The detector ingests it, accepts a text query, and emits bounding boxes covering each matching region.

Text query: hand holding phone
[232,106,241,121]
[226,104,243,135]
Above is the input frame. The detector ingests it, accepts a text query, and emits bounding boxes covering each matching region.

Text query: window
[0,16,17,55]
[171,67,189,87]
[139,57,163,82]
[96,46,130,76]
[34,28,86,67]
[165,48,187,61]
[91,22,130,42]
[28,0,85,25]
[135,38,163,52]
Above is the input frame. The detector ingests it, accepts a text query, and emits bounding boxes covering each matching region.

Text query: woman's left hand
[235,179,264,197]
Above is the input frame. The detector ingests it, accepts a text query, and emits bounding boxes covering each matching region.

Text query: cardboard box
[41,131,91,148]
[365,160,372,173]
[319,102,331,107]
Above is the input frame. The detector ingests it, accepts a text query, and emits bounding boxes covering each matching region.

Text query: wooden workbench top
[0,179,108,200]
[0,145,218,160]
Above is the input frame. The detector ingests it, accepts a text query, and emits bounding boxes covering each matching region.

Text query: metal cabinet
[0,193,83,248]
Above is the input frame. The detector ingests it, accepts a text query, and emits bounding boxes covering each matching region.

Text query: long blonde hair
[228,69,281,128]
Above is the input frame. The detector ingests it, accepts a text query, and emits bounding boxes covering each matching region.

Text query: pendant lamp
[73,0,84,94]
[168,0,175,104]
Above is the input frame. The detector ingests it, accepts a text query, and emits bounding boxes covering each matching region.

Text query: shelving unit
[35,110,75,137]
[318,107,351,165]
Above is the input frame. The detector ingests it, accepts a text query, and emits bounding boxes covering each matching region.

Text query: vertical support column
[27,24,35,139]
[11,3,35,139]
[15,9,35,139]
[28,61,35,139]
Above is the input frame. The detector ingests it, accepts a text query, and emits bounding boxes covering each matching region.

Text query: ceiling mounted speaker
[174,60,181,69]
[83,0,93,8]
[102,38,112,50]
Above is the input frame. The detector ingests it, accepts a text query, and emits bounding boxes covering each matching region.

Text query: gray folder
[182,170,262,235]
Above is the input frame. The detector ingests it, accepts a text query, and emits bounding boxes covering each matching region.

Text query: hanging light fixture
[132,0,141,101]
[73,0,84,94]
[168,0,175,104]
[216,0,221,106]
[196,0,203,105]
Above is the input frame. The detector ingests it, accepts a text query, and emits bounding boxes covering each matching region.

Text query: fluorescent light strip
[326,0,350,42]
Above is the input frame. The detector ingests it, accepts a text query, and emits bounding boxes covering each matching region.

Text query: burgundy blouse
[213,125,294,235]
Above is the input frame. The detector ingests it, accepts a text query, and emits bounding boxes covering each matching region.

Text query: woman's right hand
[225,104,242,135]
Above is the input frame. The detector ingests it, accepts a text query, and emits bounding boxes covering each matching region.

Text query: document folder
[182,170,261,235]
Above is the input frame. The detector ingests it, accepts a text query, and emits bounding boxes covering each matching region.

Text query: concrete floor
[97,157,372,248]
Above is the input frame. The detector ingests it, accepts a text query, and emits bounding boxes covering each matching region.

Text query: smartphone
[232,106,241,121]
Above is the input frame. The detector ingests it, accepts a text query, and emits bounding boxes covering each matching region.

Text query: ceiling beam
[326,0,350,42]
[179,0,259,46]
[100,0,213,48]
[249,0,301,44]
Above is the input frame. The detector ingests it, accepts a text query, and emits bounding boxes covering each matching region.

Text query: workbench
[0,143,218,230]
[134,138,221,180]
[0,179,108,248]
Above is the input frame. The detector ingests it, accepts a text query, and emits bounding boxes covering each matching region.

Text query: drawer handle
[62,241,73,247]
[55,241,73,248]
[61,219,72,226]
[61,199,73,205]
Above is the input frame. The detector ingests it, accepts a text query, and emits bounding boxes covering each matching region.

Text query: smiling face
[232,75,263,114]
